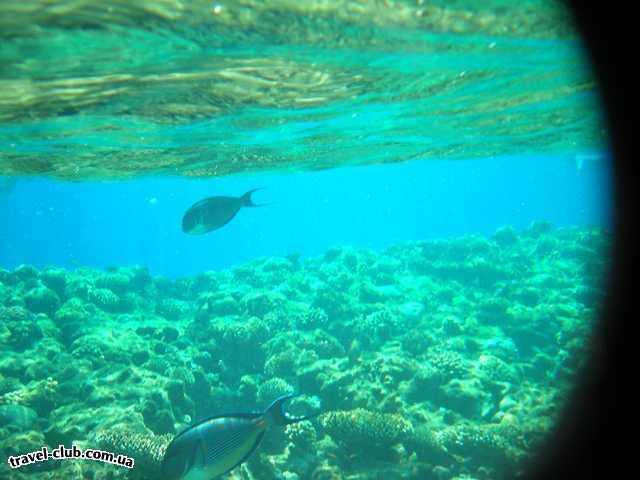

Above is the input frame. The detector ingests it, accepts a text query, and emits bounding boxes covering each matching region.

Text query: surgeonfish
[161,394,316,480]
[181,188,263,235]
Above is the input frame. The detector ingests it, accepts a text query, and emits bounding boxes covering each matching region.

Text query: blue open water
[1,151,610,277]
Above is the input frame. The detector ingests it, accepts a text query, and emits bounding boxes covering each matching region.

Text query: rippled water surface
[1,0,603,178]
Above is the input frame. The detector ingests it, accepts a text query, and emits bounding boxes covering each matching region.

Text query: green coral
[242,291,286,317]
[307,330,345,359]
[0,377,59,416]
[199,292,239,316]
[313,285,352,320]
[169,366,196,387]
[12,264,39,281]
[96,429,171,476]
[215,318,270,372]
[24,285,60,317]
[0,375,21,396]
[257,377,294,405]
[4,316,44,353]
[296,305,329,330]
[285,420,317,452]
[95,271,131,294]
[263,308,292,332]
[40,268,67,297]
[405,364,443,402]
[221,318,270,349]
[87,287,120,312]
[320,409,413,449]
[355,309,402,344]
[1,430,54,473]
[142,392,175,435]
[401,328,435,357]
[431,422,511,462]
[476,354,519,385]
[156,298,191,320]
[54,298,90,345]
[0,225,612,479]
[493,226,519,247]
[439,378,495,419]
[427,349,468,381]
[264,349,299,378]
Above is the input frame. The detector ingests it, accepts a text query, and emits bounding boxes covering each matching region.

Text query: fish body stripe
[180,417,265,478]
[204,422,253,464]
[162,395,309,479]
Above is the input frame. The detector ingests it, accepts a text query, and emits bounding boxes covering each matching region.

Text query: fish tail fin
[264,394,319,426]
[241,188,267,207]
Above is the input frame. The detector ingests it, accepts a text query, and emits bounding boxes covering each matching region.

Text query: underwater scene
[0,1,612,480]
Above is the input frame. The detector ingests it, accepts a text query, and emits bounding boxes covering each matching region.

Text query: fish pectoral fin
[162,440,192,480]
[162,429,205,479]
[161,453,187,480]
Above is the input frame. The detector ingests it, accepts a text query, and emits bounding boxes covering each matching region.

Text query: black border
[524,3,634,479]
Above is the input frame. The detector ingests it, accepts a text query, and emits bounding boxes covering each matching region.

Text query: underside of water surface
[0,0,604,179]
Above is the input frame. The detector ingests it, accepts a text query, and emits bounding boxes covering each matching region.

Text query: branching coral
[87,287,121,312]
[296,306,329,330]
[0,377,59,416]
[320,409,413,449]
[96,429,171,476]
[426,349,468,381]
[257,378,294,406]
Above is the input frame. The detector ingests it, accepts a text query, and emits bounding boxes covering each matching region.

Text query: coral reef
[87,287,121,312]
[320,409,413,448]
[96,429,172,477]
[0,225,609,479]
[257,378,295,406]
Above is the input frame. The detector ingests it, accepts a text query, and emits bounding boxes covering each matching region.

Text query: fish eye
[0,1,625,480]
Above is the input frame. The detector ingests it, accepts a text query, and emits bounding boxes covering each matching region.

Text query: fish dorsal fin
[190,197,216,209]
[196,412,262,424]
[171,412,262,442]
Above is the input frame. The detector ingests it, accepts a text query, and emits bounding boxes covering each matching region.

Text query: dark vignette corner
[523,3,635,479]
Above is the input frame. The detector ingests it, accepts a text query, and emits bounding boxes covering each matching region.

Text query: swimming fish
[161,394,316,480]
[181,189,262,235]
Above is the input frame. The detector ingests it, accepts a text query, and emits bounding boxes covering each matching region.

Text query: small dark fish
[181,189,262,235]
[162,394,316,480]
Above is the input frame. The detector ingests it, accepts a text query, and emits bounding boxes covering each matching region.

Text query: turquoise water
[1,1,602,177]
[2,153,609,277]
[0,1,612,479]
